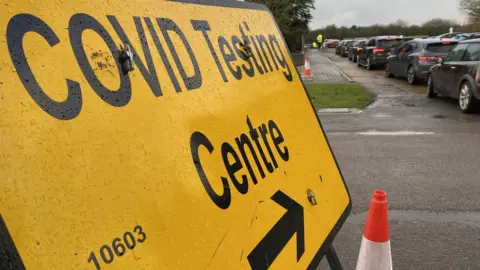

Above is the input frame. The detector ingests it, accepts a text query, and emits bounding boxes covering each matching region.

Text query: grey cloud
[311,0,465,29]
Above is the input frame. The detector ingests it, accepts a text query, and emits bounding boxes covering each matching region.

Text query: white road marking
[328,131,435,136]
[357,131,435,136]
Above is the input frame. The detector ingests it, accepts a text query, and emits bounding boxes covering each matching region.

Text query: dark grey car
[428,39,480,113]
[385,39,458,84]
[348,39,367,62]
[341,40,354,57]
[348,38,367,63]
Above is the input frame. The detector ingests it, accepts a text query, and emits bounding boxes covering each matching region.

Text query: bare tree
[459,0,480,23]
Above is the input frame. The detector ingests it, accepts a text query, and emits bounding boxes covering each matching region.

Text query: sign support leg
[326,245,343,270]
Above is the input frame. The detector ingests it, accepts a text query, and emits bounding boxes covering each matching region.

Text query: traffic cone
[356,190,392,270]
[303,56,312,77]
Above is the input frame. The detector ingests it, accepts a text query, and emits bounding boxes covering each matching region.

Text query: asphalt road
[313,48,480,269]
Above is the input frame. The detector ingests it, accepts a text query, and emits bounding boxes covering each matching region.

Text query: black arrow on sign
[0,214,26,270]
[247,190,305,270]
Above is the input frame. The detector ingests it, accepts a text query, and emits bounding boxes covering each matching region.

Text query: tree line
[244,0,480,51]
[307,18,480,42]
[246,0,314,52]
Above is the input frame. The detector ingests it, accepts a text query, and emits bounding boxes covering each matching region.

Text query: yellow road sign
[0,0,351,269]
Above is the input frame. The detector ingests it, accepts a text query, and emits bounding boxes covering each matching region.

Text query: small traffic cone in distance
[303,56,312,77]
[356,190,392,270]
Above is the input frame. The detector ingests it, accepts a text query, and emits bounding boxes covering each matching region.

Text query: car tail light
[386,38,395,40]
[418,56,437,62]
[442,41,451,45]
[357,48,360,52]
[373,48,384,53]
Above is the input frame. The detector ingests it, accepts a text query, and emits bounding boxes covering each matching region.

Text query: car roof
[437,32,464,36]
[408,38,459,44]
[459,38,480,44]
[402,36,429,38]
[370,35,401,40]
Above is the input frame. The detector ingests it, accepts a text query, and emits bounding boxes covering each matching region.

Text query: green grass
[305,83,373,109]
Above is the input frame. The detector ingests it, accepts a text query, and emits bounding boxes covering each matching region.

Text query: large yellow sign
[0,0,351,269]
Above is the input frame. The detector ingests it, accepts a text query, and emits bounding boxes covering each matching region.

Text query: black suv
[357,36,404,70]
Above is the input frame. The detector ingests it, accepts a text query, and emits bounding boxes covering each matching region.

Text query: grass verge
[305,83,373,109]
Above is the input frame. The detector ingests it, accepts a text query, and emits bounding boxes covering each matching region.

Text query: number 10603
[88,225,146,269]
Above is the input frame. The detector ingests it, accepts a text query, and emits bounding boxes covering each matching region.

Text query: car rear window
[425,42,458,53]
[377,38,403,48]
[346,41,354,46]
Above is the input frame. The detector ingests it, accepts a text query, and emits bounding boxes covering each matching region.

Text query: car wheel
[385,62,394,78]
[407,66,418,85]
[458,82,479,113]
[427,74,437,98]
[366,56,373,70]
[357,56,362,67]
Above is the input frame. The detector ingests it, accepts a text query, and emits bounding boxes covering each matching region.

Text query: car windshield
[425,42,458,53]
[377,38,403,48]
[454,33,469,39]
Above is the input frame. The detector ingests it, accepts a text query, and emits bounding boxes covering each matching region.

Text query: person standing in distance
[316,33,323,52]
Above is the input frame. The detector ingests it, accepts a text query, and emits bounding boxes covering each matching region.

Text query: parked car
[326,39,340,48]
[462,32,480,40]
[348,39,367,62]
[357,36,404,70]
[435,32,470,40]
[336,40,353,56]
[335,40,346,55]
[385,39,458,84]
[428,38,480,113]
[341,40,355,57]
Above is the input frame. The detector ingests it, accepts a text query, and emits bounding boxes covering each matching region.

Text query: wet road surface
[311,49,480,269]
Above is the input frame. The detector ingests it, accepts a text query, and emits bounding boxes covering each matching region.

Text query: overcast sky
[311,0,465,29]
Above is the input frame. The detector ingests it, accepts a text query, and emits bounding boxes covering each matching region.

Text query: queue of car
[332,32,480,113]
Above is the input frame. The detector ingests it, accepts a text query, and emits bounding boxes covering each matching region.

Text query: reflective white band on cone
[356,236,392,270]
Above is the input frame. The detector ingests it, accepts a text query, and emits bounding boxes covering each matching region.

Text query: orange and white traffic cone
[356,190,392,270]
[303,56,312,78]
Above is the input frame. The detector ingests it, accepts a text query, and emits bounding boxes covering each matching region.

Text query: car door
[397,42,414,77]
[349,41,358,56]
[388,43,405,75]
[356,40,366,60]
[435,43,468,95]
[451,42,480,96]
[361,38,376,64]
